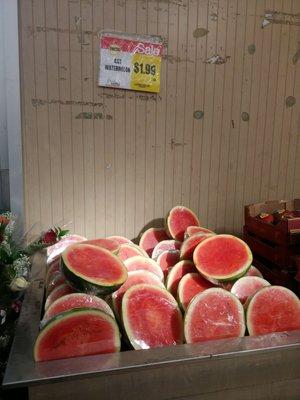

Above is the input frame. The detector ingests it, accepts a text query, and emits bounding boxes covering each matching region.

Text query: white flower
[9,277,30,292]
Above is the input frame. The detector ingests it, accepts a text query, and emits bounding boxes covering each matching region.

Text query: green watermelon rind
[122,283,183,350]
[166,206,200,241]
[166,260,196,295]
[193,234,253,282]
[34,308,121,362]
[184,287,246,344]
[61,244,128,296]
[180,232,215,261]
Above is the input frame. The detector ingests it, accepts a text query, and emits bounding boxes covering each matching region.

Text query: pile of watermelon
[34,206,300,362]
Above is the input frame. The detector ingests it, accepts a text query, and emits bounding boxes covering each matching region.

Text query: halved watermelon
[34,308,120,362]
[117,243,149,261]
[44,283,75,310]
[122,284,183,349]
[106,235,132,245]
[246,286,300,336]
[152,240,182,261]
[185,226,214,238]
[46,273,66,296]
[193,234,252,282]
[83,238,119,253]
[231,276,270,305]
[180,233,215,261]
[246,265,263,278]
[124,256,164,281]
[45,259,61,285]
[112,270,164,319]
[43,293,114,322]
[166,260,197,297]
[61,244,128,295]
[177,272,215,311]
[47,234,87,263]
[156,250,180,278]
[166,206,200,242]
[139,228,170,256]
[184,288,246,343]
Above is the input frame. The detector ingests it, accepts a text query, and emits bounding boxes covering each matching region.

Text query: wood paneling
[19,0,300,238]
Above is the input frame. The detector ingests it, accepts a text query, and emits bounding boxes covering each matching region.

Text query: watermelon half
[185,226,214,238]
[139,228,170,256]
[166,206,200,242]
[106,235,132,245]
[46,272,66,296]
[231,276,270,305]
[180,233,215,261]
[166,260,197,297]
[61,243,128,295]
[122,284,183,349]
[177,272,215,311]
[83,238,119,253]
[193,234,252,282]
[152,240,182,261]
[47,234,87,263]
[34,308,120,362]
[184,288,246,343]
[246,286,300,336]
[156,250,180,278]
[246,265,263,278]
[124,256,164,281]
[43,293,114,322]
[117,243,149,261]
[112,270,165,319]
[44,283,75,311]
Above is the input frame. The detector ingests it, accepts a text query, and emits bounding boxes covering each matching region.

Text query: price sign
[98,32,163,93]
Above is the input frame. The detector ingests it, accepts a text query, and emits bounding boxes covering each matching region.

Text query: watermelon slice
[47,234,87,263]
[180,233,215,261]
[61,243,128,295]
[44,283,75,311]
[156,250,180,278]
[83,238,119,253]
[122,284,183,349]
[246,286,300,336]
[46,273,66,296]
[118,243,149,261]
[34,309,120,362]
[124,256,164,281]
[45,259,61,285]
[112,270,165,319]
[43,293,114,322]
[231,276,270,305]
[185,226,214,238]
[166,260,197,297]
[106,235,132,245]
[184,288,246,343]
[193,234,252,282]
[166,206,200,242]
[139,228,170,256]
[152,240,182,261]
[177,272,215,311]
[246,265,263,278]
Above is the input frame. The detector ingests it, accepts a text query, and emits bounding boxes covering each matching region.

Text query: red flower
[42,229,57,245]
[0,215,9,225]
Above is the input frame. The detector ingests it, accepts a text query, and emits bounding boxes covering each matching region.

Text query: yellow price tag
[131,53,161,93]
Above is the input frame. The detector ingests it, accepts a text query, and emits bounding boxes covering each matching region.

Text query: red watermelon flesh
[177,272,215,311]
[231,276,270,305]
[139,228,170,256]
[112,270,165,319]
[106,235,132,245]
[246,265,263,278]
[34,309,120,362]
[152,240,182,261]
[166,206,200,242]
[46,273,66,296]
[180,233,215,261]
[44,283,75,311]
[185,226,214,238]
[47,234,87,263]
[157,250,180,278]
[118,243,148,261]
[193,234,252,281]
[184,288,246,343]
[246,286,300,336]
[124,256,164,281]
[122,284,183,349]
[166,260,197,297]
[43,293,114,322]
[83,238,119,253]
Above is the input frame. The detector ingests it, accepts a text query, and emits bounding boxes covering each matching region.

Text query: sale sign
[98,32,164,93]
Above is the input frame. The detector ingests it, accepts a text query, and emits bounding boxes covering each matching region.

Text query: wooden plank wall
[19,0,300,239]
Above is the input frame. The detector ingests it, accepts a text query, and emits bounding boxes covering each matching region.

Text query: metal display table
[3,253,300,400]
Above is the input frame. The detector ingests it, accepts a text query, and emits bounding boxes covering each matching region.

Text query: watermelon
[139,228,170,256]
[45,259,61,285]
[122,284,183,349]
[44,283,75,311]
[166,260,197,297]
[157,250,180,278]
[118,243,149,261]
[61,243,127,295]
[106,235,132,245]
[152,240,182,261]
[83,238,119,253]
[184,288,246,343]
[246,286,300,336]
[124,256,164,281]
[177,272,215,311]
[46,272,66,296]
[193,234,252,282]
[180,233,215,260]
[231,276,270,305]
[112,270,164,319]
[47,234,87,263]
[246,265,263,278]
[185,226,214,238]
[166,206,200,242]
[34,308,120,362]
[43,293,114,322]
